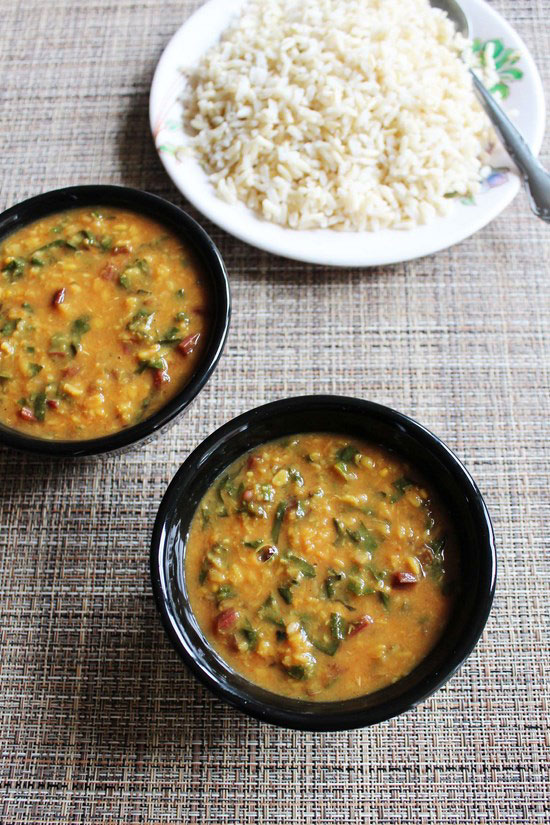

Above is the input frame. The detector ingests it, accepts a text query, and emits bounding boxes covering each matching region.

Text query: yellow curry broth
[0,207,209,439]
[186,434,459,701]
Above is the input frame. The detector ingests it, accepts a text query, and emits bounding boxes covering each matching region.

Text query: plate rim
[150,0,546,267]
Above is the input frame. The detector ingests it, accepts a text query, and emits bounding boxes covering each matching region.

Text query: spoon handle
[470,70,550,222]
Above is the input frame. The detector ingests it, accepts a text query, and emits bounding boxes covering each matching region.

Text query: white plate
[150,0,545,267]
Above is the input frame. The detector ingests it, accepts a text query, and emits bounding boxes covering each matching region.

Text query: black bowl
[150,396,496,731]
[0,185,231,457]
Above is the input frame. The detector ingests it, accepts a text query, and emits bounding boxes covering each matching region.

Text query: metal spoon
[431,0,550,221]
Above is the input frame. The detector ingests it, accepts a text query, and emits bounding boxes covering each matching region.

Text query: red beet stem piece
[52,288,66,306]
[19,407,37,422]
[99,263,118,281]
[178,332,200,356]
[392,571,418,588]
[348,614,374,637]
[153,369,170,387]
[215,608,238,633]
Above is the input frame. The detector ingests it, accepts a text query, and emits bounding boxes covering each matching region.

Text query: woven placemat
[1,1,549,822]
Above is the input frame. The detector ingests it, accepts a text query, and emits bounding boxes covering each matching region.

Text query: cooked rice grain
[183,0,497,231]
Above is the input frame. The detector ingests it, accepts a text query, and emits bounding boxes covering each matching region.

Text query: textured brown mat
[0,0,549,822]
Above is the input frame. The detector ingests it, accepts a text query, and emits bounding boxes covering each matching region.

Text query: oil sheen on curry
[0,207,209,439]
[186,434,459,701]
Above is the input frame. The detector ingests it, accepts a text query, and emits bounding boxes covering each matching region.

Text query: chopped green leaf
[311,637,339,656]
[286,665,307,680]
[272,500,287,543]
[2,257,26,281]
[333,518,346,546]
[71,316,91,341]
[157,326,182,345]
[330,612,347,641]
[215,474,230,517]
[206,544,228,564]
[390,476,414,503]
[198,562,209,585]
[33,391,46,422]
[336,445,359,463]
[136,356,165,373]
[244,538,265,549]
[258,594,285,627]
[284,552,316,579]
[378,592,390,610]
[200,507,210,529]
[324,569,343,598]
[346,521,378,553]
[277,583,294,604]
[49,332,72,357]
[66,229,95,249]
[1,319,19,337]
[288,467,304,486]
[366,565,387,586]
[332,461,357,481]
[240,619,258,651]
[127,308,154,337]
[243,498,268,519]
[119,258,150,291]
[347,573,369,596]
[216,585,236,604]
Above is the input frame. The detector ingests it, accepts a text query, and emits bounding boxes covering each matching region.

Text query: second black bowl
[150,396,496,730]
[0,185,231,457]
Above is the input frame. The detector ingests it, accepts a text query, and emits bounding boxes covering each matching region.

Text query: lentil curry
[186,434,459,701]
[0,207,209,439]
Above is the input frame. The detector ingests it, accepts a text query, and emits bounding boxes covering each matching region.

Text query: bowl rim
[0,184,231,457]
[150,395,497,731]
